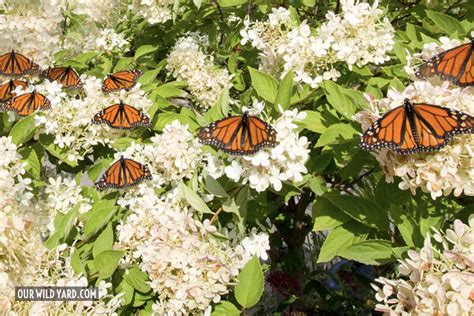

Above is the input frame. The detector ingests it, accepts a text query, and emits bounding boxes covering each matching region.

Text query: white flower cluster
[117,120,202,188]
[0,136,33,205]
[31,77,152,164]
[241,228,271,261]
[132,0,175,24]
[115,189,247,315]
[41,175,92,233]
[167,35,232,109]
[373,215,474,315]
[0,1,63,68]
[354,81,474,199]
[240,1,394,87]
[68,0,120,23]
[211,106,310,192]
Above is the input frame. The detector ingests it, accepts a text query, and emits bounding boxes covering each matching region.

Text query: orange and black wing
[92,103,150,129]
[3,91,51,116]
[44,66,82,89]
[95,157,152,191]
[411,103,473,153]
[416,41,474,86]
[198,113,277,155]
[360,106,416,154]
[102,70,142,93]
[0,79,28,102]
[0,51,39,76]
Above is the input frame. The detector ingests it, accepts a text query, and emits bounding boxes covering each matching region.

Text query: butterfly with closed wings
[92,101,150,129]
[416,39,474,87]
[0,79,28,103]
[95,156,152,191]
[102,70,143,93]
[360,98,473,155]
[0,50,39,76]
[198,111,277,155]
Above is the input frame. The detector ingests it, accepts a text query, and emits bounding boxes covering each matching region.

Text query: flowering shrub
[0,0,472,315]
[373,216,474,315]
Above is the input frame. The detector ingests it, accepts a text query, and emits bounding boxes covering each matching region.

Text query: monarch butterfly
[0,79,28,103]
[43,66,82,89]
[95,156,152,191]
[416,39,474,86]
[92,101,150,129]
[360,98,473,155]
[3,90,51,116]
[0,50,39,76]
[101,70,142,93]
[197,111,277,155]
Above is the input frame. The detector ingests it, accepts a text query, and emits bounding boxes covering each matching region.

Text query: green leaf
[205,176,229,198]
[93,250,124,279]
[235,256,264,308]
[82,199,118,240]
[248,67,278,103]
[317,220,369,263]
[313,198,351,231]
[217,0,247,7]
[193,0,202,8]
[309,176,327,196]
[134,45,158,59]
[9,115,37,145]
[71,248,86,276]
[212,301,240,316]
[299,111,328,134]
[315,123,358,147]
[275,70,293,111]
[338,240,393,265]
[178,182,212,214]
[154,82,186,98]
[323,81,357,119]
[426,10,465,35]
[44,204,79,249]
[124,266,152,293]
[138,68,161,85]
[93,223,114,258]
[322,193,389,230]
[75,51,98,66]
[19,147,41,179]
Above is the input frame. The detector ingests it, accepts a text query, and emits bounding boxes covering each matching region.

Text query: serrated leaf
[134,45,158,59]
[426,10,465,35]
[124,266,151,293]
[93,250,124,279]
[9,115,37,145]
[212,301,240,316]
[83,199,118,240]
[235,256,264,308]
[178,182,212,214]
[248,67,278,103]
[315,123,358,147]
[275,70,293,111]
[93,223,114,258]
[323,81,357,119]
[338,240,393,265]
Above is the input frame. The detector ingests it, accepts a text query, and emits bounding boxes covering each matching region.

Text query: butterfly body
[0,50,39,76]
[95,156,152,191]
[92,101,150,129]
[416,40,474,86]
[102,70,142,93]
[0,79,28,102]
[360,99,473,154]
[3,90,51,116]
[44,66,82,89]
[198,111,277,155]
